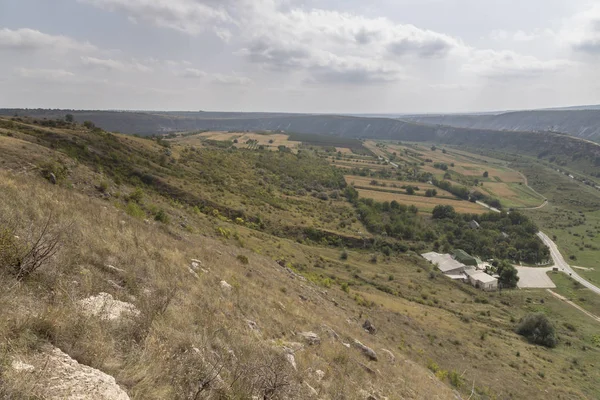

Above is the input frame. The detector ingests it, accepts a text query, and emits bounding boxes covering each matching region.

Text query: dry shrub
[0,214,67,281]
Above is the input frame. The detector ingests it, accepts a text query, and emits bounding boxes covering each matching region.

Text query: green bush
[236,254,249,265]
[128,187,144,204]
[154,209,169,223]
[516,313,557,348]
[126,202,145,219]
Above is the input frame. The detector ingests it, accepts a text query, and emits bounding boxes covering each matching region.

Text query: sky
[0,0,599,113]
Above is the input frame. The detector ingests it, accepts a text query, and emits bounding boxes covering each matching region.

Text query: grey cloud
[242,38,311,70]
[0,28,96,52]
[388,36,455,58]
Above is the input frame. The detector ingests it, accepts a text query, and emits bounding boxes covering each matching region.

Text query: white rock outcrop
[78,292,139,321]
[13,346,130,400]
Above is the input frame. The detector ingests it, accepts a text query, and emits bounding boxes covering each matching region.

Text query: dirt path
[546,289,600,323]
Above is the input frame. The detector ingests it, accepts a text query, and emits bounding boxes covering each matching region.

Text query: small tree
[483,171,489,178]
[83,120,95,129]
[497,260,519,288]
[65,114,74,123]
[406,186,415,195]
[516,313,557,347]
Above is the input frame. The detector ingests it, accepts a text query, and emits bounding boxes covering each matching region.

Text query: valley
[2,115,600,399]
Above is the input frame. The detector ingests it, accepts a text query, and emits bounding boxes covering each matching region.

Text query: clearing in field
[356,188,487,214]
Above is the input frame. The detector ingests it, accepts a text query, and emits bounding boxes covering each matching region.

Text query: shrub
[516,313,558,348]
[448,370,463,388]
[0,216,64,281]
[128,187,144,204]
[340,250,348,260]
[237,255,249,265]
[154,209,169,223]
[126,202,145,219]
[40,160,68,183]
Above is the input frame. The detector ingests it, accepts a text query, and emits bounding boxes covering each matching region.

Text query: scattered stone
[357,361,377,375]
[342,342,351,348]
[103,264,125,274]
[78,293,139,321]
[49,173,57,184]
[188,268,199,279]
[315,369,325,382]
[299,294,308,301]
[298,331,321,345]
[246,320,259,332]
[363,320,376,334]
[380,349,395,363]
[190,259,202,271]
[285,353,297,370]
[220,281,233,292]
[281,342,304,352]
[12,360,35,372]
[353,339,377,361]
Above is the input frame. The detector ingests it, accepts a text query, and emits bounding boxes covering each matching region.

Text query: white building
[465,269,498,291]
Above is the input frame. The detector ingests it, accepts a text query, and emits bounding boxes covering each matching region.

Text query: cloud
[81,56,153,72]
[15,68,75,80]
[463,50,573,79]
[490,29,555,42]
[178,68,251,85]
[78,0,233,36]
[0,28,96,52]
[180,68,207,78]
[559,5,600,55]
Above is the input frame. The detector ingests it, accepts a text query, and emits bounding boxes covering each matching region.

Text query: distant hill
[2,109,599,178]
[403,110,600,142]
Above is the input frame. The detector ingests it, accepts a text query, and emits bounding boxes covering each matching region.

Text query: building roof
[465,270,497,283]
[422,252,468,273]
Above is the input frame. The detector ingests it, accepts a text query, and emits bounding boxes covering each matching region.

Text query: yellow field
[356,188,487,214]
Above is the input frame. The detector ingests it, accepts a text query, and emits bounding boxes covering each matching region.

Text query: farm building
[465,269,498,291]
[453,249,481,266]
[421,252,473,277]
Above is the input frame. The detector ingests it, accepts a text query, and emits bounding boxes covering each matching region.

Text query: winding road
[537,231,600,295]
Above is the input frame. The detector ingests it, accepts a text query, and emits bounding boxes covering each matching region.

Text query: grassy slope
[1,118,600,399]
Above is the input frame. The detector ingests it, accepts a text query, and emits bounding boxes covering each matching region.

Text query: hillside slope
[3,110,599,180]
[403,110,600,143]
[1,117,600,399]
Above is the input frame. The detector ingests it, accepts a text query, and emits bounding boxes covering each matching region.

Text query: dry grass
[335,147,353,155]
[356,188,487,214]
[0,169,454,399]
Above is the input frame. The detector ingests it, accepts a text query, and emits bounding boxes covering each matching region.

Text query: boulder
[315,369,325,382]
[362,320,376,334]
[353,339,377,361]
[49,173,57,185]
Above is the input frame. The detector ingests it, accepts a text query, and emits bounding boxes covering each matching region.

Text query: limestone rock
[78,293,139,321]
[14,346,130,400]
[220,280,233,292]
[353,339,377,361]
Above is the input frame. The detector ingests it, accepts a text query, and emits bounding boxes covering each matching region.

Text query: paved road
[537,231,600,295]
